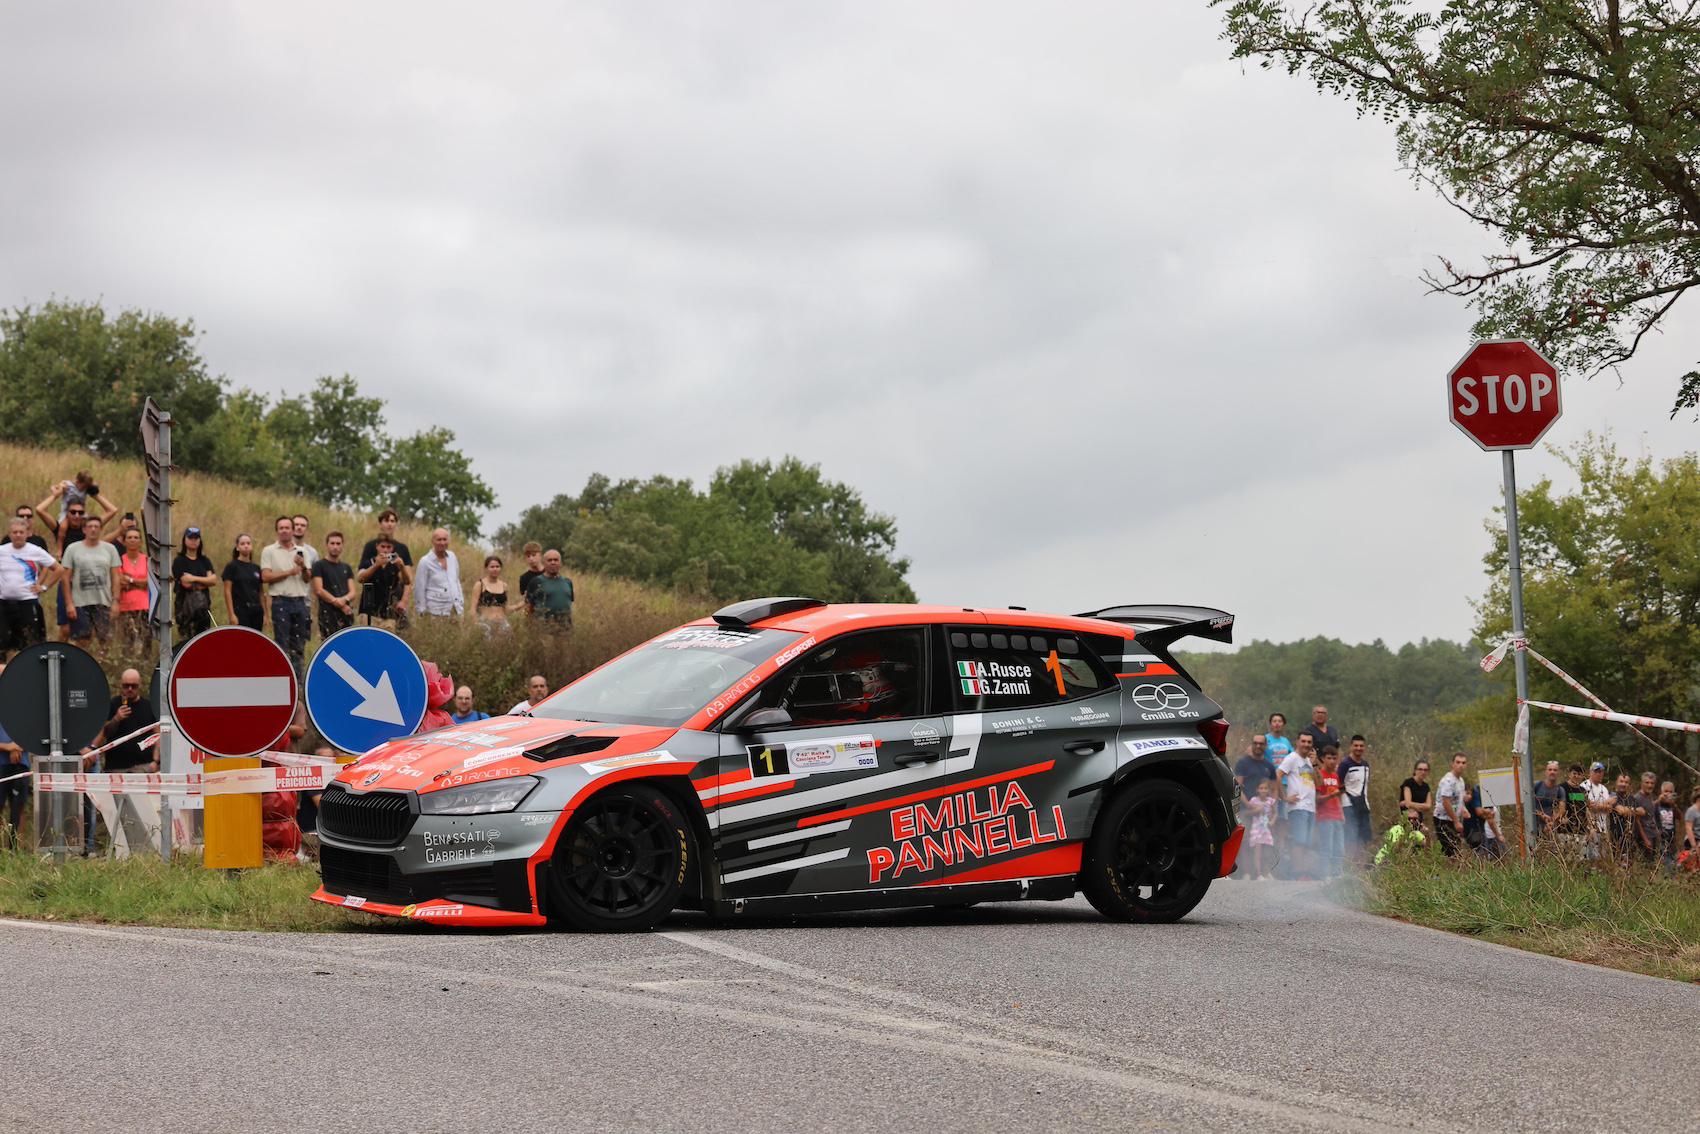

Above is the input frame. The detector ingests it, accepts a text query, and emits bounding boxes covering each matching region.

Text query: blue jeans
[1317,819,1345,876]
[272,597,310,673]
[1286,808,1315,847]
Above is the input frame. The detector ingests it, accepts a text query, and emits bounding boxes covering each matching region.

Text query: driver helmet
[795,649,900,717]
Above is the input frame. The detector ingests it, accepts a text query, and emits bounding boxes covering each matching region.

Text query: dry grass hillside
[0,441,711,712]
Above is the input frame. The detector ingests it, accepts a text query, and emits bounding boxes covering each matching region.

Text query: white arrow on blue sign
[305,626,428,753]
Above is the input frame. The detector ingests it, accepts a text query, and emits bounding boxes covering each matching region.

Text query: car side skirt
[707,872,1079,918]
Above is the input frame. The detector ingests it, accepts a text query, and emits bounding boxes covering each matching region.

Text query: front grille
[320,844,412,904]
[318,845,506,908]
[318,783,415,846]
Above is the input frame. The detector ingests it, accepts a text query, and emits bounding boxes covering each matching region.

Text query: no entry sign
[168,627,298,757]
[1447,339,1562,451]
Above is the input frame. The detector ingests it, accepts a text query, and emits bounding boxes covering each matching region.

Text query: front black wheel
[547,784,693,932]
[1081,779,1219,923]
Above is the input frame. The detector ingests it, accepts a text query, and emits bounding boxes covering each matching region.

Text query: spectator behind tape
[171,527,218,638]
[450,685,490,725]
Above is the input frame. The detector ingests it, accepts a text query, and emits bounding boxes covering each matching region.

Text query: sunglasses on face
[67,509,84,516]
[120,682,140,689]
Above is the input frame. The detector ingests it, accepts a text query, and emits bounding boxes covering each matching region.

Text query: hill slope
[1,441,710,713]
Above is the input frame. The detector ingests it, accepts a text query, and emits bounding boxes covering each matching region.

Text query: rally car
[312,598,1242,931]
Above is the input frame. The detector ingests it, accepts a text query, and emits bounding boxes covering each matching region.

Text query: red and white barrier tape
[0,769,33,786]
[1484,639,1700,778]
[1522,699,1700,737]
[37,761,339,796]
[80,720,162,760]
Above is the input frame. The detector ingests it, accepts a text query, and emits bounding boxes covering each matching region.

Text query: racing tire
[547,784,693,933]
[1081,779,1219,924]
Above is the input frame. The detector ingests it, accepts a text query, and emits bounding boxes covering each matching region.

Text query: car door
[712,626,948,898]
[942,625,1122,871]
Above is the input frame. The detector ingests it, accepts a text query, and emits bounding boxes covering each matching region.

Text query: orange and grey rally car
[311,598,1243,930]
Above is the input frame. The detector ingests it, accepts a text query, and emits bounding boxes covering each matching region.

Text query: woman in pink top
[116,526,151,646]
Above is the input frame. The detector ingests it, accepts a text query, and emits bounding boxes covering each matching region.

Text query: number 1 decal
[1044,650,1066,696]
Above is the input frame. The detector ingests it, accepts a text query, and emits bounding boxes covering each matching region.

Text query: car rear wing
[1074,605,1235,651]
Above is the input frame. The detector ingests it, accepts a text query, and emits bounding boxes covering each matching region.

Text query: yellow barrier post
[203,756,263,869]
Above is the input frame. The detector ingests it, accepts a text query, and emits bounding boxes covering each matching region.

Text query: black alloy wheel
[548,784,692,932]
[1081,779,1219,923]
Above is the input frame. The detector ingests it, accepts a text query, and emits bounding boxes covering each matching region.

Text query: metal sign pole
[1503,450,1536,847]
[143,400,175,859]
[44,648,66,865]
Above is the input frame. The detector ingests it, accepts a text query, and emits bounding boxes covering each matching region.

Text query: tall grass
[0,852,384,931]
[1356,848,1700,983]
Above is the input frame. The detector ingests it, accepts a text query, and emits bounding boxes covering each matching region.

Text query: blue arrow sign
[305,626,427,753]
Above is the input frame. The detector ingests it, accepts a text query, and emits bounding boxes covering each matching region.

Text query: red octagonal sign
[1448,339,1562,451]
[168,626,298,757]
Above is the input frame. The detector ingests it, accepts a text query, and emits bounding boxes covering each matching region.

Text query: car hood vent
[524,734,619,763]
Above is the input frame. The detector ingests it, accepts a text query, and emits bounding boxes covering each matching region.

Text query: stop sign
[168,627,298,757]
[1448,339,1562,451]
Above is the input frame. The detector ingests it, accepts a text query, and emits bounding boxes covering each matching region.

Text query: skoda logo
[1131,683,1190,711]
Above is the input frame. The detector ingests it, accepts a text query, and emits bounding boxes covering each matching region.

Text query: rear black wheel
[1081,779,1219,923]
[547,784,692,932]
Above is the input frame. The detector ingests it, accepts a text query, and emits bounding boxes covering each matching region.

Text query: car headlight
[420,776,539,815]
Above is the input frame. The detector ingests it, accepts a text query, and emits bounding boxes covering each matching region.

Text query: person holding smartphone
[259,515,314,675]
[357,509,413,626]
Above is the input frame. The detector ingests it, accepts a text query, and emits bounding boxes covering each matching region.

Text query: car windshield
[529,625,804,728]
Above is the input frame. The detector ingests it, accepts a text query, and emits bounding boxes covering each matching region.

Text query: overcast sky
[4,2,1696,649]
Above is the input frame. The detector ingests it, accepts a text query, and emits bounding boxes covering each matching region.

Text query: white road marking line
[720,847,848,884]
[174,676,292,708]
[744,820,850,849]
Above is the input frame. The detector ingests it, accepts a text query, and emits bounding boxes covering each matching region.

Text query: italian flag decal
[958,660,987,695]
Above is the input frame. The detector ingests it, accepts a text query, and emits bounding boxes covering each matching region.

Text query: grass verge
[1353,851,1700,984]
[0,853,397,933]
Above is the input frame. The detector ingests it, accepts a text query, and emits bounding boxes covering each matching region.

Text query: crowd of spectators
[1234,705,1700,877]
[0,471,581,850]
[0,477,579,675]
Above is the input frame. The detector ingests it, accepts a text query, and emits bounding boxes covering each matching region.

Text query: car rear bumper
[1217,824,1244,877]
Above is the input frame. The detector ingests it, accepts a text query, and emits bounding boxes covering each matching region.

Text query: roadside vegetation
[1354,853,1700,985]
[0,853,394,932]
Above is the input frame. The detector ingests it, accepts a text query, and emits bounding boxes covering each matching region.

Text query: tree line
[0,299,496,536]
[0,299,919,602]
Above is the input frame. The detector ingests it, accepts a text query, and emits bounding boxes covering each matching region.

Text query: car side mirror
[736,707,793,732]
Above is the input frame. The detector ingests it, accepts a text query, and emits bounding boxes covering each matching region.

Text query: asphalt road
[2,879,1691,1134]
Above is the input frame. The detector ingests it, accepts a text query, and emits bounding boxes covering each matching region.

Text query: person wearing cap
[171,527,218,637]
[1583,761,1614,861]
[170,530,219,639]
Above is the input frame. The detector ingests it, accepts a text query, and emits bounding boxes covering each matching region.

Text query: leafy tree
[0,299,225,459]
[264,375,388,508]
[198,388,287,487]
[1179,637,1484,759]
[1475,432,1700,776]
[382,426,498,538]
[1214,0,1700,414]
[497,458,915,602]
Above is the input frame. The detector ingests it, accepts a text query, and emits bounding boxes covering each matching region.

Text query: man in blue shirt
[1264,712,1294,763]
[449,685,491,725]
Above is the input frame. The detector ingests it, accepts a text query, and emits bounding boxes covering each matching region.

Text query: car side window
[746,628,928,728]
[947,627,1112,711]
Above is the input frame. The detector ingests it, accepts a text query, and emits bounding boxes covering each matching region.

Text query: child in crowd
[1244,779,1277,880]
[1315,745,1345,878]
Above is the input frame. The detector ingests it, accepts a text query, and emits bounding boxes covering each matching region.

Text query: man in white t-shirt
[0,517,60,656]
[1583,761,1614,860]
[1433,752,1470,857]
[1278,733,1319,879]
[509,674,550,715]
